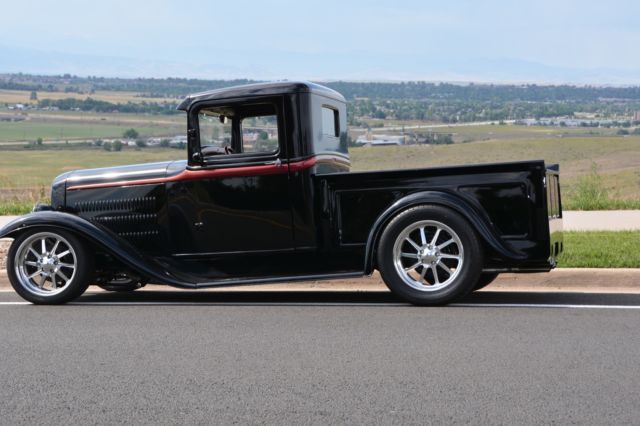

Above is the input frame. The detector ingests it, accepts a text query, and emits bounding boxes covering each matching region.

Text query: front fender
[0,212,194,287]
[363,191,527,273]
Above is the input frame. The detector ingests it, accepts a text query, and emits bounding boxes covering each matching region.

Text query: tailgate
[546,164,563,266]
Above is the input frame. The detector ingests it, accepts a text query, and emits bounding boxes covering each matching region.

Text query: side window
[321,106,339,137]
[198,110,232,150]
[197,102,280,158]
[241,114,279,153]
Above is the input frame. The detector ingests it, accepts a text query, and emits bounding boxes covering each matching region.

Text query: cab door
[167,97,294,256]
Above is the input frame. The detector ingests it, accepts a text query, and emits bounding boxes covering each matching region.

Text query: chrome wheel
[392,220,464,292]
[13,232,77,297]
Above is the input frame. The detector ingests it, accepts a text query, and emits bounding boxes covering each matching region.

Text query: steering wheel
[224,145,235,154]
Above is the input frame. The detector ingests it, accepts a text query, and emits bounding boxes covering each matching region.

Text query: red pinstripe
[67,155,350,191]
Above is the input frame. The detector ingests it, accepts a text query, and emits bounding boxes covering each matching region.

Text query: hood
[50,160,187,208]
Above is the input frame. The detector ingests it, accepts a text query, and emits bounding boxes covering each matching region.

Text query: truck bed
[315,160,562,272]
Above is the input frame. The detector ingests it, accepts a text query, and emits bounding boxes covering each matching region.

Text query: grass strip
[562,198,640,210]
[0,201,34,215]
[558,231,640,268]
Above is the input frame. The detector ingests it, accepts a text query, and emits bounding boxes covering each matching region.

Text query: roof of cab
[177,81,345,111]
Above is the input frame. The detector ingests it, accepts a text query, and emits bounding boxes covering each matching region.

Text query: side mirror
[192,151,202,164]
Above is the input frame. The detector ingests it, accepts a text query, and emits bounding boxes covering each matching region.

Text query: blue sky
[1,0,639,84]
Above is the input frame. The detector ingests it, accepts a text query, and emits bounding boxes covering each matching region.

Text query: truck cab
[171,82,350,257]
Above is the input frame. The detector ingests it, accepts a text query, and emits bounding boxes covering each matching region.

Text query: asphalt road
[1,290,640,425]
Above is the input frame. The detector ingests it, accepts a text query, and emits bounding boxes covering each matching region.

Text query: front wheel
[7,229,93,304]
[377,206,483,305]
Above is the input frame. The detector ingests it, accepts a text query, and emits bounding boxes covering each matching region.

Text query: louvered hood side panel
[66,185,169,255]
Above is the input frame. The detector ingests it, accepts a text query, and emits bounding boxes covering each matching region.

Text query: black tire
[7,228,93,304]
[377,205,483,305]
[473,272,500,291]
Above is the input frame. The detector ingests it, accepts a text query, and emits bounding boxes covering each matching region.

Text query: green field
[558,231,640,268]
[0,120,183,142]
[0,110,184,143]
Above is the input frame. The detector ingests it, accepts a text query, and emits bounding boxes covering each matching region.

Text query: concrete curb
[1,268,639,293]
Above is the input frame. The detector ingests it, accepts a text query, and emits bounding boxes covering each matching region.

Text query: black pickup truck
[0,82,563,305]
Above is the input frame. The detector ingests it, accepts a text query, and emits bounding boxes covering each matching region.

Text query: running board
[187,271,366,289]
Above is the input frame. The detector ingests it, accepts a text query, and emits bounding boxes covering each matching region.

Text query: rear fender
[363,191,527,274]
[0,212,193,287]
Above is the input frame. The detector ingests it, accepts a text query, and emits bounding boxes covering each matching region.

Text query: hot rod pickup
[0,82,563,305]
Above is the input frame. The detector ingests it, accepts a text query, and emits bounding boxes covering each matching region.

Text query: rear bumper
[546,166,563,267]
[548,217,563,267]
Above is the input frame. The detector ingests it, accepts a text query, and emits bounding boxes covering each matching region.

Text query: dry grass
[0,149,184,189]
[0,89,176,105]
[350,136,640,200]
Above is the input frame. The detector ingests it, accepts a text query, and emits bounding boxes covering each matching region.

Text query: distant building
[169,135,188,148]
[634,111,640,121]
[356,134,404,146]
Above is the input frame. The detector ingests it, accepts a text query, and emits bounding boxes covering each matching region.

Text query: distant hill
[2,73,640,102]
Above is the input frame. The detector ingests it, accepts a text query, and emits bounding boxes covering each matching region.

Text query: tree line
[4,73,640,124]
[5,73,640,102]
[37,98,178,114]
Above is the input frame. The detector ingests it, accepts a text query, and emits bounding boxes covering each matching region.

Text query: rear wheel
[377,206,483,305]
[7,229,93,304]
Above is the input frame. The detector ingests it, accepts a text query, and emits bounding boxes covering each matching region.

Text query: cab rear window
[321,107,339,137]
